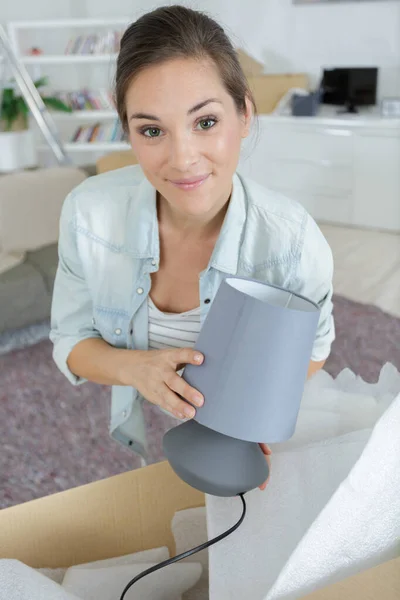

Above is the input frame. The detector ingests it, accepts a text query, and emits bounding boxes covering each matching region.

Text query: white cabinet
[353,133,400,231]
[239,114,400,232]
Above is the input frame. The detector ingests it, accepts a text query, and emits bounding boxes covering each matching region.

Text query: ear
[241,95,253,138]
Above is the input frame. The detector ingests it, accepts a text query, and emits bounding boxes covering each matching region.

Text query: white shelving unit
[52,109,118,121]
[20,54,119,65]
[6,18,131,163]
[38,141,130,152]
[64,141,129,152]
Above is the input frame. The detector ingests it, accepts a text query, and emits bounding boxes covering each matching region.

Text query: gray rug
[1,295,399,509]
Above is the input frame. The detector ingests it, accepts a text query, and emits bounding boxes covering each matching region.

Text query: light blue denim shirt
[50,165,335,457]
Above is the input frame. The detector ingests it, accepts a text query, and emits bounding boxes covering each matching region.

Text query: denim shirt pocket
[92,306,130,349]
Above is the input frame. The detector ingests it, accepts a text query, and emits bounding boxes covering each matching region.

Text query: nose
[168,132,199,172]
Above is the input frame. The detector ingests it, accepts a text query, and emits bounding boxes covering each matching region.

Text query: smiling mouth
[169,174,210,190]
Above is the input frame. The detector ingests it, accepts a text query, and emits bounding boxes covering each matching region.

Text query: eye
[142,127,162,138]
[196,117,217,131]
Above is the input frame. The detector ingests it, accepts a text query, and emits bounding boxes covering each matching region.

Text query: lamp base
[163,420,269,497]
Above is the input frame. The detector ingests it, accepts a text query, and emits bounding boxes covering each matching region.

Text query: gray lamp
[163,276,320,497]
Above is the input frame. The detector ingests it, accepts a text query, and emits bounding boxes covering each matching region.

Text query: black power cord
[119,492,247,600]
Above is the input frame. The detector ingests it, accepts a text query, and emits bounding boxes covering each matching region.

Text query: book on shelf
[71,120,127,144]
[55,89,115,111]
[64,31,123,55]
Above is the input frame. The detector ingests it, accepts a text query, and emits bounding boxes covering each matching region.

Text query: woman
[50,6,335,490]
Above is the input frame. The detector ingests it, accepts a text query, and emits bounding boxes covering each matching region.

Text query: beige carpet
[319,224,400,319]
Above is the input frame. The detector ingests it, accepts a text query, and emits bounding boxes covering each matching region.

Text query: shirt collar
[125,174,159,261]
[125,171,247,275]
[208,172,247,275]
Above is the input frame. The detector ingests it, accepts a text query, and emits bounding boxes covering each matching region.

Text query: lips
[169,174,210,190]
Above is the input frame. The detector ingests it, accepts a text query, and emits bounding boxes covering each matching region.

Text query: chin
[155,172,230,216]
[176,199,217,217]
[161,183,214,209]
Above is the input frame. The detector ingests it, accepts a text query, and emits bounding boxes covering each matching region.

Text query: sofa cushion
[0,244,58,333]
[26,244,59,294]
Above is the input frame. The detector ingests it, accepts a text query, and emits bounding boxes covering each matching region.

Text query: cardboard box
[0,461,399,598]
[237,48,265,77]
[0,461,203,568]
[247,73,309,114]
[237,48,309,114]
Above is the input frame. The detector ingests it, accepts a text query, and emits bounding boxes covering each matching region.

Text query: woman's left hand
[258,443,272,491]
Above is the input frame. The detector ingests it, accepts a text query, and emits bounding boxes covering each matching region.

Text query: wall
[287,0,400,97]
[0,0,72,27]
[82,0,400,99]
[2,0,399,98]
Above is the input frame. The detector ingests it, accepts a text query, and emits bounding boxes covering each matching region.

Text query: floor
[319,223,400,318]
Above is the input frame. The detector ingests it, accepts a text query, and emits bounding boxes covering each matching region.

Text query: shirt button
[115,328,122,335]
[137,287,144,295]
[204,298,211,304]
[151,260,157,266]
[92,317,96,325]
[122,410,127,418]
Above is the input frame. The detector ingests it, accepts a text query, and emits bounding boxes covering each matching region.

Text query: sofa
[0,167,88,334]
[0,151,138,335]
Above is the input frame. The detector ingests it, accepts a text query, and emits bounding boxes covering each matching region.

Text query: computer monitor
[321,67,378,114]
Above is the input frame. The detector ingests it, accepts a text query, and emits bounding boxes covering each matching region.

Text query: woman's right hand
[120,348,205,419]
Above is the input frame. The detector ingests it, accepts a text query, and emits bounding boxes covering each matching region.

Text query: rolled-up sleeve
[50,192,102,385]
[292,213,335,362]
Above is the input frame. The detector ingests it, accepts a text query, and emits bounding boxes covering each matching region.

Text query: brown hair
[115,5,256,131]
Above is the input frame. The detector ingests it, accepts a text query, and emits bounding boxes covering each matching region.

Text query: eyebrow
[129,98,222,122]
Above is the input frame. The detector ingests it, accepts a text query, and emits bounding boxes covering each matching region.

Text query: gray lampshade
[163,276,321,497]
[184,277,320,443]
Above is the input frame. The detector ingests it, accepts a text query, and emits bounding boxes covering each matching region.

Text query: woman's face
[125,57,252,219]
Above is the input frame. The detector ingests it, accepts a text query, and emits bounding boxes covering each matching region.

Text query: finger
[168,373,204,408]
[259,451,271,491]
[259,471,270,491]
[163,385,197,420]
[173,348,204,369]
[259,443,272,455]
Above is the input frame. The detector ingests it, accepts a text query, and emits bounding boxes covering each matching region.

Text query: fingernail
[194,395,204,407]
[184,406,196,418]
[194,353,203,363]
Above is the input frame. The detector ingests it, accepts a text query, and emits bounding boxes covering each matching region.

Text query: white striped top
[148,296,201,350]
